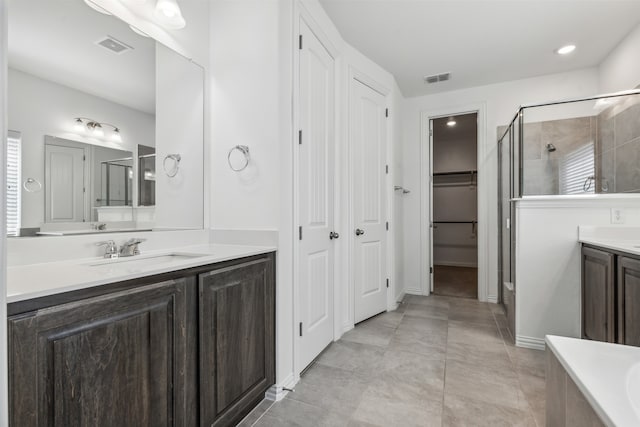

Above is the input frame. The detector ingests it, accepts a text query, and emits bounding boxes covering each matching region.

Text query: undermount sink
[86,252,207,269]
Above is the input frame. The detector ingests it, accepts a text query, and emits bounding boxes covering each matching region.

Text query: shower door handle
[355,228,365,236]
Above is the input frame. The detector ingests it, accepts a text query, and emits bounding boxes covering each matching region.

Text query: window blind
[7,132,21,237]
[559,142,595,195]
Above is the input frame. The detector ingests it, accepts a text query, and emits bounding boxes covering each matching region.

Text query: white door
[45,143,86,222]
[297,20,335,370]
[352,79,387,324]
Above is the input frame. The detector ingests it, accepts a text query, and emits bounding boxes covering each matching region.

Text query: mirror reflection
[7,0,204,237]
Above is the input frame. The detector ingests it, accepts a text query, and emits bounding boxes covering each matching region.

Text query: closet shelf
[433,170,477,176]
[433,221,477,224]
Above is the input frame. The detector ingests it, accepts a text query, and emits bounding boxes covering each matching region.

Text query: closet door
[297,20,336,370]
[352,79,387,324]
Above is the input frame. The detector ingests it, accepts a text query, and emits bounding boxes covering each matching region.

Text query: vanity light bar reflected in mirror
[73,118,122,142]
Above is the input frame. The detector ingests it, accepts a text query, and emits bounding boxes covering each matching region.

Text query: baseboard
[486,295,498,303]
[516,335,546,351]
[342,323,354,335]
[265,373,298,402]
[394,290,406,305]
[433,261,478,268]
[404,288,423,296]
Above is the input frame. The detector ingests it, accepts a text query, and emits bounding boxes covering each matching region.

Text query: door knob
[329,231,340,240]
[355,228,365,236]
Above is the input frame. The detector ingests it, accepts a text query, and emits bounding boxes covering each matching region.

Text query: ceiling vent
[95,36,134,55]
[424,72,451,84]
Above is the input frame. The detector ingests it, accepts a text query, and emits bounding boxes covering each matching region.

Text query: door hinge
[385,165,389,174]
[83,155,86,161]
[430,267,433,274]
[299,322,303,336]
[386,278,389,288]
[299,226,302,240]
[299,34,303,50]
[385,108,389,118]
[386,221,389,231]
[429,129,433,136]
[298,130,302,145]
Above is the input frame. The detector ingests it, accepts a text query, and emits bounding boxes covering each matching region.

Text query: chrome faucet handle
[96,240,118,259]
[119,238,147,257]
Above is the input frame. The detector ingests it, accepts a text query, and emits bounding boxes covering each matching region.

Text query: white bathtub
[546,335,640,427]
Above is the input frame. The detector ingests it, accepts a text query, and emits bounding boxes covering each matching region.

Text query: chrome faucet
[119,238,146,257]
[96,240,118,259]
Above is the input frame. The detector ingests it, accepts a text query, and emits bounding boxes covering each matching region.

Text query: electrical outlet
[611,208,624,224]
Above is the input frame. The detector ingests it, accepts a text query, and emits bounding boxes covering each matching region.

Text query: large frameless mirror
[7,0,204,237]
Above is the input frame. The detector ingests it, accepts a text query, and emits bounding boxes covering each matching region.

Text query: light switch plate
[611,208,624,224]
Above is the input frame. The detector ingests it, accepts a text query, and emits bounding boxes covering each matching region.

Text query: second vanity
[7,243,276,427]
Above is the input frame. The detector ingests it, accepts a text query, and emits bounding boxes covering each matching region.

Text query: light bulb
[155,0,186,29]
[91,123,104,138]
[111,128,122,142]
[447,117,456,127]
[74,118,85,133]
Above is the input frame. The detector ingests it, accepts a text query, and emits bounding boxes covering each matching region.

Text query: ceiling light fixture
[556,44,576,55]
[447,117,457,127]
[73,118,123,142]
[155,0,186,29]
[83,0,112,15]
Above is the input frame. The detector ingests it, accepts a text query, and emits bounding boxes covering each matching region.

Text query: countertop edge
[8,244,277,304]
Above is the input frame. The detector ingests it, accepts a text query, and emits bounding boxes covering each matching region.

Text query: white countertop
[7,244,276,303]
[578,226,640,256]
[546,335,640,427]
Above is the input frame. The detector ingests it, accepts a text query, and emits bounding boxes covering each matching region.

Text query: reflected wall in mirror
[6,0,204,237]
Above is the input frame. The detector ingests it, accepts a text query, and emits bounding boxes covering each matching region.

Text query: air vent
[95,36,133,55]
[424,72,451,84]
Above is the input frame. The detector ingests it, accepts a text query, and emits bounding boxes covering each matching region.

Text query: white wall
[391,80,405,302]
[402,68,600,298]
[599,24,640,93]
[7,68,154,229]
[515,197,640,349]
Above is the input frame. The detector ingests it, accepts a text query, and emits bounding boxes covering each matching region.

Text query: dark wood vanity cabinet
[581,246,615,342]
[199,258,275,427]
[618,256,640,346]
[582,245,640,346]
[8,253,276,427]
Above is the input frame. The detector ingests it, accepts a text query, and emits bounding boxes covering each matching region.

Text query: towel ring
[163,154,181,178]
[228,145,250,172]
[23,178,42,193]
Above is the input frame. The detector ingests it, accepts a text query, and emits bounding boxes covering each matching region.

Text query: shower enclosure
[497,89,640,339]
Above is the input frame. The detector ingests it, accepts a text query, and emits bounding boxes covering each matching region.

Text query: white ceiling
[9,0,156,113]
[319,0,640,98]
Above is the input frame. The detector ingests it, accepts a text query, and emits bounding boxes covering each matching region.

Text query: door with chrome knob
[329,231,340,240]
[355,228,365,236]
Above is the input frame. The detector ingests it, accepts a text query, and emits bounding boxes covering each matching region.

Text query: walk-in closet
[431,112,478,299]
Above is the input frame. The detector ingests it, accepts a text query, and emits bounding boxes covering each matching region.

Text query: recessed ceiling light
[447,117,456,127]
[556,44,576,55]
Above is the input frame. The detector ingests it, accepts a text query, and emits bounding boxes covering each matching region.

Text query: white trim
[516,335,546,351]
[420,103,489,301]
[516,195,640,209]
[265,373,299,402]
[487,295,499,304]
[0,0,8,423]
[404,288,423,296]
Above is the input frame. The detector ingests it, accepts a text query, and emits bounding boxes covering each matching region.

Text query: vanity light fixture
[155,0,186,29]
[556,44,576,55]
[446,117,457,127]
[83,0,112,15]
[74,118,123,142]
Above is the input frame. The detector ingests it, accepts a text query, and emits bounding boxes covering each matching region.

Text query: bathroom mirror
[6,0,204,237]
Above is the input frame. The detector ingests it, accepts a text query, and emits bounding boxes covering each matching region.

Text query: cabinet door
[8,278,196,427]
[618,257,640,346]
[199,256,275,427]
[581,246,615,342]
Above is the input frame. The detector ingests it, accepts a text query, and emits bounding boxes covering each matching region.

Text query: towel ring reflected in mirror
[163,154,181,177]
[23,178,42,193]
[228,145,250,172]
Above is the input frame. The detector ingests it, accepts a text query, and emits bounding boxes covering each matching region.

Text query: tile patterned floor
[239,295,546,427]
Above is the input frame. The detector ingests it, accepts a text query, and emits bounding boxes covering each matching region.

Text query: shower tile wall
[596,96,640,193]
[522,117,596,195]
